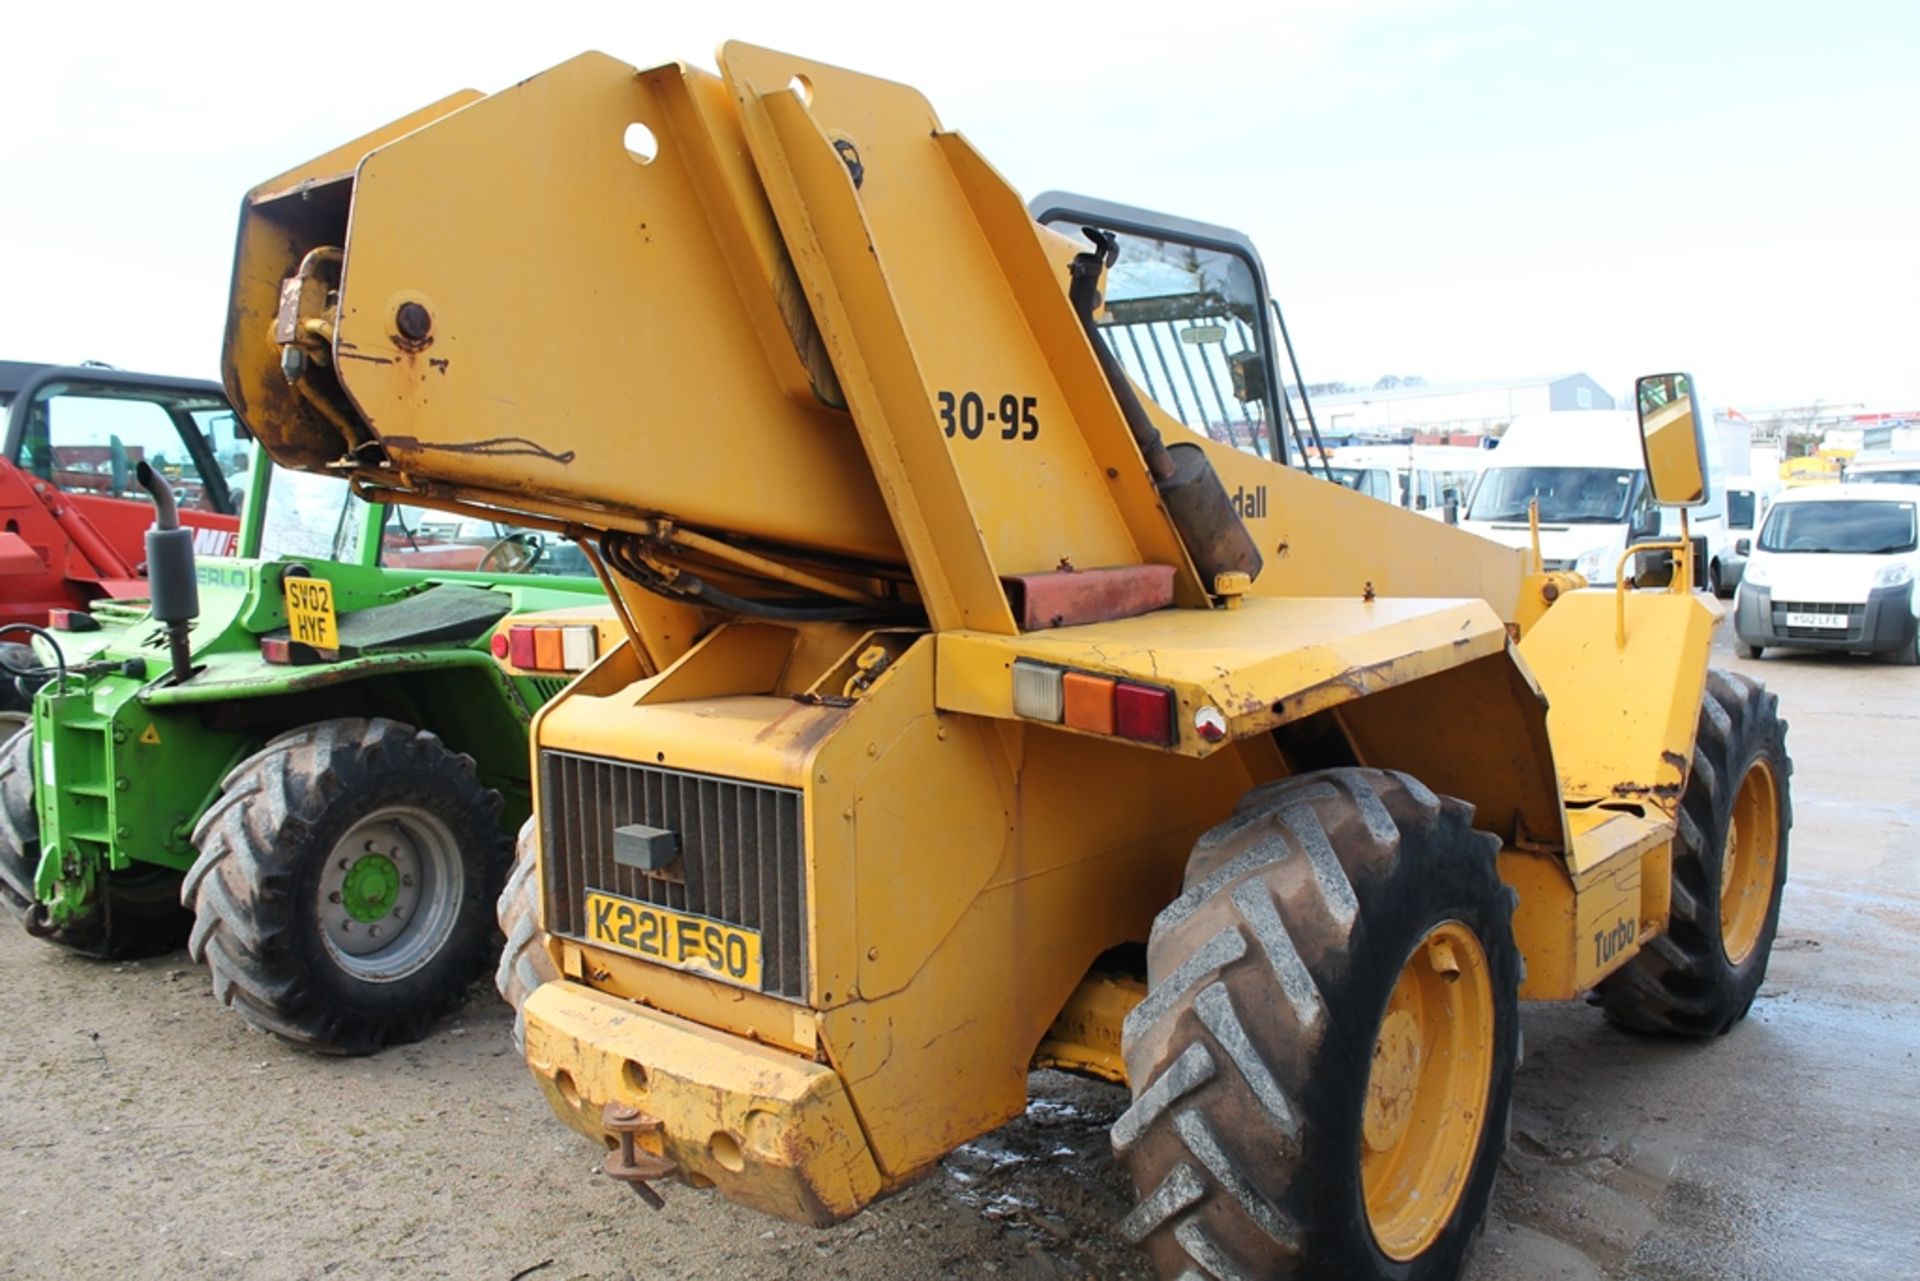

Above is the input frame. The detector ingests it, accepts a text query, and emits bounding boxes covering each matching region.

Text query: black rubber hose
[0,624,68,693]
[600,535,895,624]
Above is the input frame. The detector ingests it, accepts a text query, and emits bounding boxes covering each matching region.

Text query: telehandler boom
[221,44,1791,1280]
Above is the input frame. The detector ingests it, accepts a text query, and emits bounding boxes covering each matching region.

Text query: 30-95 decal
[937,390,1039,441]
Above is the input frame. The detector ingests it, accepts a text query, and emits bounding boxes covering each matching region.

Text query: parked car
[1733,483,1919,664]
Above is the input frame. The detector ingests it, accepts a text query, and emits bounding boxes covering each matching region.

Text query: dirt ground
[3,624,1917,1281]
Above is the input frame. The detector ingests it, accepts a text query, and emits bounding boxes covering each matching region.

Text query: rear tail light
[48,609,100,632]
[1113,682,1174,745]
[506,626,538,669]
[1013,659,1181,746]
[1011,660,1064,723]
[260,636,323,666]
[494,623,600,674]
[1061,671,1116,735]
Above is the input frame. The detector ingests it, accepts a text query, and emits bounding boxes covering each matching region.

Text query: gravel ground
[2,624,1916,1280]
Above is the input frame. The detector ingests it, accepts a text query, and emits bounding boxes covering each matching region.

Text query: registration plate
[284,576,339,649]
[1784,611,1849,630]
[583,891,762,988]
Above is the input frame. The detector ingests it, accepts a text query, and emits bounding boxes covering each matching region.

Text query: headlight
[1574,545,1611,584]
[1742,558,1771,589]
[1874,562,1914,588]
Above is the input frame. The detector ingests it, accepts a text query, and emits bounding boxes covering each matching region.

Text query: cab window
[18,390,241,513]
[1086,232,1276,460]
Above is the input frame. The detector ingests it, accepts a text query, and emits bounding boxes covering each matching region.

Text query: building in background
[1303,373,1614,445]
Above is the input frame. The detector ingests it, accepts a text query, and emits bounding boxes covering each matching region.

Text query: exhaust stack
[135,462,198,683]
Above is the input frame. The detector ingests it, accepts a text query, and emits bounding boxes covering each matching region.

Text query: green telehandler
[0,439,610,1053]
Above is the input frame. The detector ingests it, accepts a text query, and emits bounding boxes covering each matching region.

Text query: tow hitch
[602,1102,678,1209]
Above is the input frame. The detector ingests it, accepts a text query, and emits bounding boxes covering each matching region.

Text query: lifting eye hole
[623,122,657,165]
[788,74,813,105]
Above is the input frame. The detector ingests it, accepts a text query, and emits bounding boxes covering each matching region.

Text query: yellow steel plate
[584,890,763,989]
[284,576,339,649]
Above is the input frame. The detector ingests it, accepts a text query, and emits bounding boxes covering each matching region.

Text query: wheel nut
[369,926,381,938]
[402,875,415,887]
[329,891,342,904]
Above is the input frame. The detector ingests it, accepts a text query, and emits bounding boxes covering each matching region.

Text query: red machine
[0,363,244,632]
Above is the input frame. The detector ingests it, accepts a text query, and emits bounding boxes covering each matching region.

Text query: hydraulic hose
[601,533,906,624]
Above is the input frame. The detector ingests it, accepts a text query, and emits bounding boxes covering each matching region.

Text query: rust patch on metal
[755,701,849,755]
[1002,564,1175,631]
[602,1103,677,1209]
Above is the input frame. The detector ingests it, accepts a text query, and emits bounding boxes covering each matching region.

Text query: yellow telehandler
[219,44,1791,1280]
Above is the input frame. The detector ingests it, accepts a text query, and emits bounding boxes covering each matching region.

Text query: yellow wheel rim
[1719,758,1780,966]
[1361,920,1495,1262]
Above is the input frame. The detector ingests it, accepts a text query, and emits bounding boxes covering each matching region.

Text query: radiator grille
[540,750,808,1000]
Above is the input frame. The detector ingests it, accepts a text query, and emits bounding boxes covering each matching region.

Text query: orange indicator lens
[1062,671,1117,734]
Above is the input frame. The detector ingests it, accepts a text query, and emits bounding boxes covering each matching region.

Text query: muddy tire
[184,718,510,1055]
[495,817,558,1054]
[1596,670,1791,1036]
[0,729,38,917]
[1115,768,1520,1280]
[0,729,190,954]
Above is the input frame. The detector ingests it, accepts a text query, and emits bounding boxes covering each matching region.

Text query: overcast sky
[3,1,1914,412]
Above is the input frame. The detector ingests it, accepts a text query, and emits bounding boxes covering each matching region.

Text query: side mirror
[1736,537,1751,556]
[1444,497,1460,526]
[1630,504,1661,540]
[1635,372,1709,506]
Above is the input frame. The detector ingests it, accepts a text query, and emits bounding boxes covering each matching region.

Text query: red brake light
[490,630,510,659]
[1114,682,1174,745]
[506,625,537,669]
[261,636,292,665]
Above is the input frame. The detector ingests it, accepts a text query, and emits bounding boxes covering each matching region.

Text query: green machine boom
[0,446,607,1053]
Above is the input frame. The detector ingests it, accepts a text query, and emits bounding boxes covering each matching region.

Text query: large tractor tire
[184,718,511,1055]
[0,729,191,954]
[0,728,37,917]
[1115,768,1520,1281]
[495,818,559,1054]
[1596,670,1791,1036]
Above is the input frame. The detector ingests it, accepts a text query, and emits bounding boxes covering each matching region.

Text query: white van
[1461,411,1727,588]
[1327,444,1486,522]
[1733,483,1919,664]
[1847,449,1920,487]
[1718,474,1777,597]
